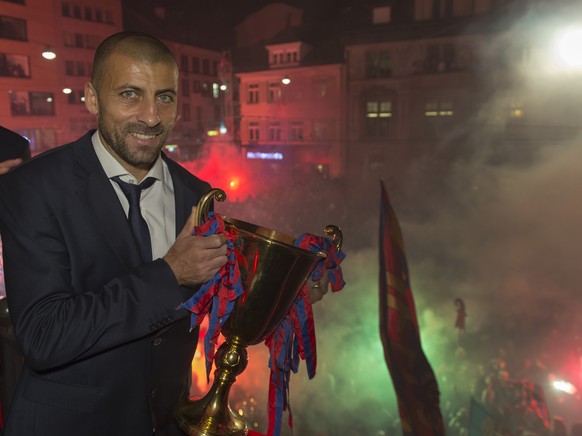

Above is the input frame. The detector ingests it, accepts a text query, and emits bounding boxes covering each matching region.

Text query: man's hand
[163,206,228,287]
[0,158,23,175]
[307,273,331,304]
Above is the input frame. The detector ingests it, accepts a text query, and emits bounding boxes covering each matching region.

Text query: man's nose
[137,97,161,127]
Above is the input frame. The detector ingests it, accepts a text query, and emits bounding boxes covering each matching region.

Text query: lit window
[424,101,453,117]
[365,100,392,137]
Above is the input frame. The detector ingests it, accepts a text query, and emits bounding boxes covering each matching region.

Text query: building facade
[237,58,346,181]
[0,0,228,157]
[0,0,122,152]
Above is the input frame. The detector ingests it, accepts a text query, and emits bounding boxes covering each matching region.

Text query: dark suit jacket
[0,131,210,436]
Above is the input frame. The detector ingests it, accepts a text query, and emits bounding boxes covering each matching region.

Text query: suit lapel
[163,154,201,236]
[73,132,143,267]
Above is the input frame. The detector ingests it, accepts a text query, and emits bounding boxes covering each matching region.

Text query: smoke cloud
[187,4,582,433]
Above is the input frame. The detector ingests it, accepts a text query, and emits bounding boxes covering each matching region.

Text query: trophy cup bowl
[174,189,341,436]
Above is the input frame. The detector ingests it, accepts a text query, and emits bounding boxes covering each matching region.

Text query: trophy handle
[323,224,343,250]
[195,188,227,226]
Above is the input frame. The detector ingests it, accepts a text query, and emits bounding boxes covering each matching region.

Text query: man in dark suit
[0,32,227,436]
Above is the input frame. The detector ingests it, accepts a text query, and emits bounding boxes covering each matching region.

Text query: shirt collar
[91,131,165,184]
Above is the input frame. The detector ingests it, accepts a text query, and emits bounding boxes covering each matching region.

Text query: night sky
[122,0,343,49]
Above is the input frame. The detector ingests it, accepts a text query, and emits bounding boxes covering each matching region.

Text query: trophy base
[174,396,248,436]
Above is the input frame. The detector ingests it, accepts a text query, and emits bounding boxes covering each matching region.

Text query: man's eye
[159,94,174,103]
[121,90,136,98]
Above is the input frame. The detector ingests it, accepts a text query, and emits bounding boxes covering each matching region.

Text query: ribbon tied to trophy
[178,210,245,379]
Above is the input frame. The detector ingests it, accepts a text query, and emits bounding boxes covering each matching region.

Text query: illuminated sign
[246,151,283,160]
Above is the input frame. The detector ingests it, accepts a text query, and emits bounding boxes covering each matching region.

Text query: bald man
[0,32,227,436]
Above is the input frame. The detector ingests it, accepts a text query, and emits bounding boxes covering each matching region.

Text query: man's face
[85,53,178,176]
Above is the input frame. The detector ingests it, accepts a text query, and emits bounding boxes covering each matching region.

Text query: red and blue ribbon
[265,233,346,436]
[177,211,244,380]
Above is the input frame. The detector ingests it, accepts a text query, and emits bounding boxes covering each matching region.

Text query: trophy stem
[174,336,249,436]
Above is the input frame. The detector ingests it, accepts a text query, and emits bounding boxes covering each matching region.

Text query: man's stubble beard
[98,115,170,170]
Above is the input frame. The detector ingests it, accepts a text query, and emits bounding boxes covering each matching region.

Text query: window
[65,61,74,75]
[65,60,90,76]
[73,4,81,18]
[76,61,85,76]
[366,50,391,78]
[425,44,456,73]
[272,50,298,65]
[181,79,190,97]
[269,122,281,141]
[180,55,189,73]
[196,106,202,131]
[64,32,100,49]
[313,78,328,99]
[312,120,331,141]
[373,6,391,24]
[201,82,210,98]
[10,91,55,116]
[0,53,30,78]
[248,83,259,104]
[67,89,85,104]
[212,61,218,76]
[202,59,209,75]
[84,7,93,21]
[212,83,219,99]
[0,15,27,41]
[365,100,392,137]
[268,83,281,103]
[17,128,56,152]
[424,99,454,137]
[432,0,453,19]
[62,2,71,17]
[424,100,453,117]
[249,122,260,141]
[290,121,304,141]
[192,80,200,93]
[182,104,191,122]
[192,57,200,74]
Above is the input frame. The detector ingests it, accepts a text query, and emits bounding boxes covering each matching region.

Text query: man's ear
[84,82,98,116]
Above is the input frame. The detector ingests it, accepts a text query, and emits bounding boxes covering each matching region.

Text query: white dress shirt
[91,131,176,260]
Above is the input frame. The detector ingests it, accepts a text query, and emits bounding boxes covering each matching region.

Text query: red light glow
[229,178,240,190]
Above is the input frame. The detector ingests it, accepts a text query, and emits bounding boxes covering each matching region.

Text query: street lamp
[281,76,291,85]
[42,47,56,60]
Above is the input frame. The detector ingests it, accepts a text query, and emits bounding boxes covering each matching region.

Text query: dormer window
[266,41,311,68]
